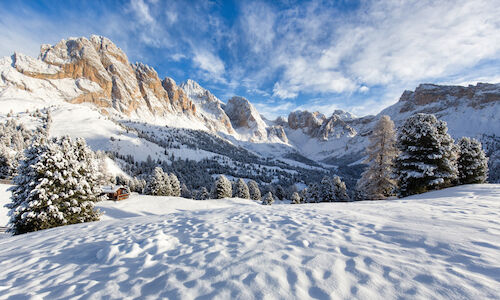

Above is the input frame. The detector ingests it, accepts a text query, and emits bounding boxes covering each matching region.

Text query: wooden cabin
[102,185,130,201]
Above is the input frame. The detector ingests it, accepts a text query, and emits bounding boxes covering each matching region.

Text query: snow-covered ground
[0,184,499,299]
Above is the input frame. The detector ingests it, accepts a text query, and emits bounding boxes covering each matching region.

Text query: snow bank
[0,184,499,299]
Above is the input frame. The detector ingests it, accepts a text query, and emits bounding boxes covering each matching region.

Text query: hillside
[0,184,499,298]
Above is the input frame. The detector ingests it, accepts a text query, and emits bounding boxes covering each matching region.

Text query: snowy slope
[0,184,499,299]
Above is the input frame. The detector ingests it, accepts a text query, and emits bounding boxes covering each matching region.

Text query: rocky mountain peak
[288,110,325,132]
[5,35,199,118]
[224,96,269,141]
[180,79,233,134]
[399,82,500,113]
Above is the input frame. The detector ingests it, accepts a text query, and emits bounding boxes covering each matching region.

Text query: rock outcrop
[224,96,270,142]
[13,35,196,118]
[399,83,500,113]
[180,79,233,133]
[287,110,356,140]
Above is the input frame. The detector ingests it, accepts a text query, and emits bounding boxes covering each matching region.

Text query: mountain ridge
[1,35,499,183]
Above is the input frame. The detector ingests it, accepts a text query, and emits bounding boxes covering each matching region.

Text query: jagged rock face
[267,125,288,143]
[224,96,270,141]
[318,115,357,140]
[288,111,325,133]
[15,35,196,117]
[399,83,500,113]
[180,79,233,133]
[161,77,196,113]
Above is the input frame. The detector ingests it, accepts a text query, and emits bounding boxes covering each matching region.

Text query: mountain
[1,35,499,185]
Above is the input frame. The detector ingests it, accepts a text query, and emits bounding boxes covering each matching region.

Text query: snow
[0,184,11,226]
[12,53,61,75]
[1,184,500,298]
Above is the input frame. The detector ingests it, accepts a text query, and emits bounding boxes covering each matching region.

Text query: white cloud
[240,2,276,53]
[244,0,500,104]
[171,53,186,62]
[192,49,225,78]
[130,0,155,24]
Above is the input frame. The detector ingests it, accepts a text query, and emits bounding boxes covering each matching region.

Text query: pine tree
[262,192,274,205]
[333,176,350,201]
[291,192,301,204]
[306,183,320,203]
[146,167,169,196]
[169,173,181,197]
[457,137,488,184]
[247,180,261,201]
[235,178,250,199]
[198,187,210,200]
[356,115,398,200]
[213,175,232,199]
[320,176,336,202]
[395,113,458,197]
[299,188,308,203]
[275,185,285,200]
[181,183,192,198]
[0,144,14,179]
[7,136,102,235]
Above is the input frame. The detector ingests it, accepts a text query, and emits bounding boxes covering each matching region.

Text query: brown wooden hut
[102,186,130,201]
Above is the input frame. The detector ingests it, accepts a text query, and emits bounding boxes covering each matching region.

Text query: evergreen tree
[291,192,301,204]
[181,183,192,198]
[320,176,336,202]
[299,188,308,203]
[197,187,210,200]
[235,178,250,199]
[169,173,181,197]
[306,183,320,203]
[457,137,488,184]
[395,113,458,197]
[7,136,102,235]
[146,167,169,196]
[0,144,14,179]
[333,176,350,202]
[275,185,285,200]
[262,192,274,205]
[356,115,398,200]
[213,175,232,199]
[247,180,261,201]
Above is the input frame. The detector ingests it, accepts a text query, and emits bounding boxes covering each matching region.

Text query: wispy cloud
[192,49,226,79]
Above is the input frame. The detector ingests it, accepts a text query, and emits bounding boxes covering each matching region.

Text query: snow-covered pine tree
[356,115,398,200]
[169,173,181,197]
[320,176,336,202]
[306,183,320,203]
[262,192,274,205]
[181,183,192,198]
[457,137,489,184]
[291,192,301,204]
[299,188,307,203]
[198,187,210,200]
[7,136,102,234]
[395,113,458,196]
[333,176,350,201]
[0,144,14,179]
[213,175,232,199]
[146,167,168,196]
[235,178,250,199]
[275,185,285,200]
[247,180,261,201]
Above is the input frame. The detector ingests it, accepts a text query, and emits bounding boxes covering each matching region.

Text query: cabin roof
[102,185,128,193]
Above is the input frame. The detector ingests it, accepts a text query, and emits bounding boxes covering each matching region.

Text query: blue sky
[1,0,499,119]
